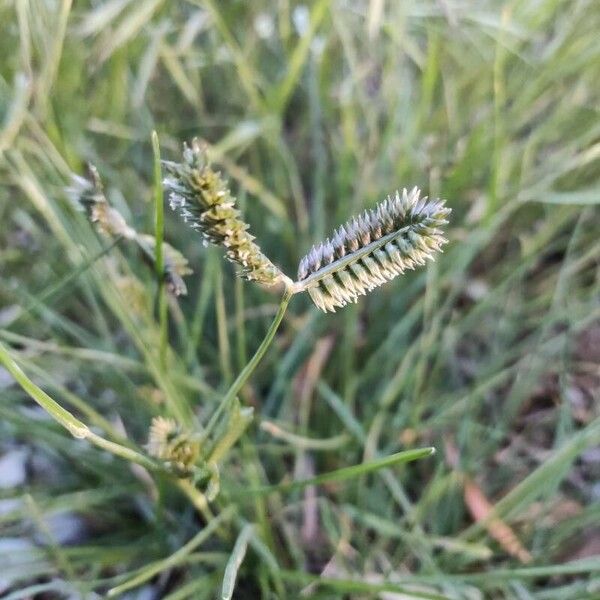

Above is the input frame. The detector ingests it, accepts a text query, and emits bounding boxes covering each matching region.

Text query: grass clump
[0,1,599,599]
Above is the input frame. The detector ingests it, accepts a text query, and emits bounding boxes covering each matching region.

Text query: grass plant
[0,1,599,598]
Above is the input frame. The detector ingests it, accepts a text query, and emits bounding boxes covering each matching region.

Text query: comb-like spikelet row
[296,188,450,312]
[163,140,283,286]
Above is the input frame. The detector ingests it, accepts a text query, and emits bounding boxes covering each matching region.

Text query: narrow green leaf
[270,0,330,112]
[108,507,236,597]
[533,188,600,205]
[221,524,253,600]
[0,341,88,439]
[0,341,165,473]
[237,447,435,497]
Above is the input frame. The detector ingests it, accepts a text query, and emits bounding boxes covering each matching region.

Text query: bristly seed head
[67,165,136,240]
[163,139,284,286]
[296,187,451,312]
[67,165,192,296]
[146,416,199,472]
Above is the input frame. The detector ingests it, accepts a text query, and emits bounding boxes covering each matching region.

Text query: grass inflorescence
[296,187,450,311]
[164,139,285,287]
[0,1,599,599]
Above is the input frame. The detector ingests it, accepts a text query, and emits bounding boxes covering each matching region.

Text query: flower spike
[295,188,450,312]
[163,140,284,286]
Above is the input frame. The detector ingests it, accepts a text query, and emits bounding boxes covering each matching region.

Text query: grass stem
[202,285,294,441]
[0,341,166,474]
[152,131,168,371]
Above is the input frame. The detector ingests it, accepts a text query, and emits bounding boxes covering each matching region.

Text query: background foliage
[0,0,599,598]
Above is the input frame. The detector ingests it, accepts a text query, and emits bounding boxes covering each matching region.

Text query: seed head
[296,188,450,312]
[146,416,199,472]
[163,139,283,286]
[67,165,136,239]
[67,166,192,296]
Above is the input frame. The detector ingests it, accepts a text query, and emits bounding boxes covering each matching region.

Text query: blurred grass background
[1,0,599,598]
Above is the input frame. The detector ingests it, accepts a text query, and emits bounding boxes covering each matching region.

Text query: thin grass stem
[0,341,165,474]
[215,263,233,384]
[152,131,168,370]
[201,285,294,441]
[107,506,235,597]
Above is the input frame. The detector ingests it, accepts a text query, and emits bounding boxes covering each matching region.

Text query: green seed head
[163,140,284,286]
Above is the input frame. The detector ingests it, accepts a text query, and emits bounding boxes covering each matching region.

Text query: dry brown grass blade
[294,334,336,406]
[463,476,532,564]
[444,439,532,564]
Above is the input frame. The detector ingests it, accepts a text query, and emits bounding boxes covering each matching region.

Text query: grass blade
[221,524,253,600]
[238,447,435,497]
[0,341,164,473]
[108,507,236,597]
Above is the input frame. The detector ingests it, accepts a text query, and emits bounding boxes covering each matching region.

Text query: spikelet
[146,416,199,473]
[163,139,283,286]
[136,234,193,296]
[67,165,136,240]
[67,166,192,296]
[296,188,450,312]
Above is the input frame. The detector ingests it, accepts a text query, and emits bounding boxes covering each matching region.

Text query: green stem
[234,276,247,370]
[202,285,294,440]
[215,263,233,384]
[152,130,168,371]
[0,341,164,474]
[107,505,235,597]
